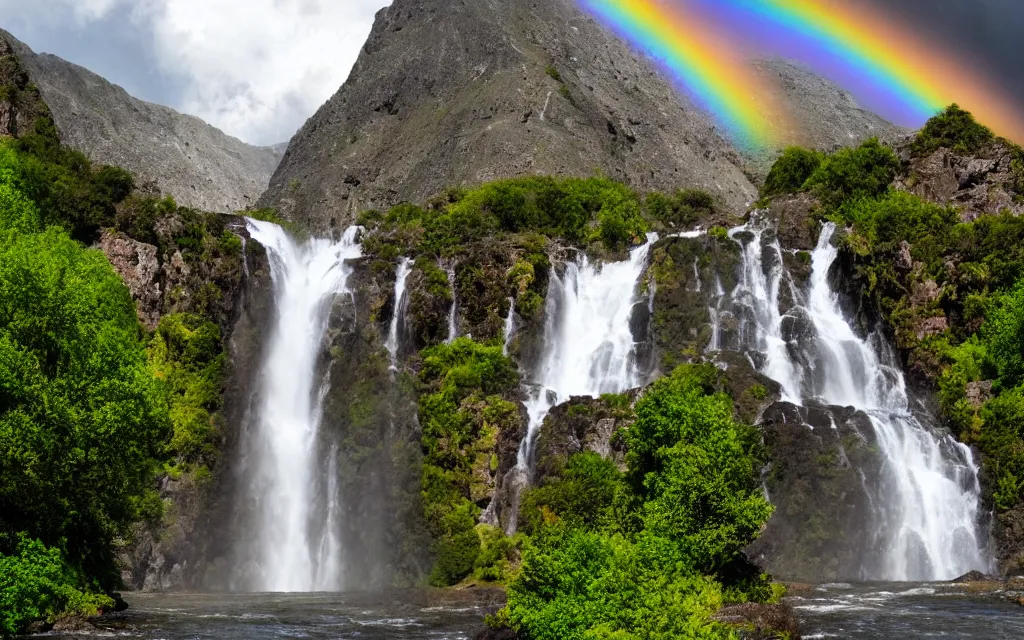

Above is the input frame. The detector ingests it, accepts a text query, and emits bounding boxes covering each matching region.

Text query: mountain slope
[0,28,282,213]
[260,0,899,233]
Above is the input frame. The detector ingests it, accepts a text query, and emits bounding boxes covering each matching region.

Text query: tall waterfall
[385,258,413,371]
[240,220,362,592]
[504,236,656,530]
[731,219,989,580]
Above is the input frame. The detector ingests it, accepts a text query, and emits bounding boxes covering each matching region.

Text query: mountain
[0,28,283,213]
[259,0,899,233]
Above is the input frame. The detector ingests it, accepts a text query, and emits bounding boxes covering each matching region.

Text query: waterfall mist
[232,220,361,592]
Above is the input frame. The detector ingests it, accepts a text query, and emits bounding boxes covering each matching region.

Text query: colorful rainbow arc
[581,0,1024,147]
[719,0,1024,143]
[580,0,788,150]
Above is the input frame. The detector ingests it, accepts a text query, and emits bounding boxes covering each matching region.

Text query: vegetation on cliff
[761,106,1024,554]
[502,365,775,640]
[0,101,246,632]
[416,338,522,586]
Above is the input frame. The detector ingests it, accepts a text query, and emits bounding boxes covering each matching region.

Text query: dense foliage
[417,338,522,585]
[504,365,774,640]
[760,146,824,199]
[760,106,1024,516]
[0,100,240,631]
[911,104,995,157]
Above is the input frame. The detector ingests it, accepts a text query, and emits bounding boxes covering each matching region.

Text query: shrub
[646,189,716,229]
[519,452,622,535]
[984,282,1024,388]
[804,138,900,210]
[506,527,734,640]
[761,146,825,198]
[0,537,113,638]
[911,104,995,157]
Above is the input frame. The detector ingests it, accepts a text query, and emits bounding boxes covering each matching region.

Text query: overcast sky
[0,0,391,146]
[2,0,1021,147]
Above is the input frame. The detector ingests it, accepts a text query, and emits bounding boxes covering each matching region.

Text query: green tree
[760,146,824,199]
[0,225,169,587]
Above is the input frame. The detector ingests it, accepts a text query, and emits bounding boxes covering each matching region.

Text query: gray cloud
[2,0,391,146]
[870,0,1024,108]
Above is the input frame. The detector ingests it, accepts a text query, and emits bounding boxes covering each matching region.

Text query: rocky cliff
[0,28,283,213]
[259,0,897,234]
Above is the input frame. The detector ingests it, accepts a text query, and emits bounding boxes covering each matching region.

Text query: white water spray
[513,235,657,474]
[242,220,361,592]
[385,258,413,370]
[503,297,518,356]
[732,219,989,580]
[445,263,459,343]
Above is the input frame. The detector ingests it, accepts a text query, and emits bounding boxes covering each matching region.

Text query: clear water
[41,588,1023,639]
[792,582,1024,639]
[45,592,500,640]
[234,221,362,592]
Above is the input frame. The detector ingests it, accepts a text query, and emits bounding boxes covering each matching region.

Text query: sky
[1,0,1021,147]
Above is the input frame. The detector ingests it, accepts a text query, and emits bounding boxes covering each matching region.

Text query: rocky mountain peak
[260,0,899,233]
[0,28,284,213]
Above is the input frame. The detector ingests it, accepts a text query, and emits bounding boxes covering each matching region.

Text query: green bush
[646,189,716,229]
[804,138,900,210]
[506,527,734,640]
[761,146,825,198]
[0,537,113,638]
[984,282,1024,388]
[519,452,622,535]
[911,104,995,156]
[624,365,773,574]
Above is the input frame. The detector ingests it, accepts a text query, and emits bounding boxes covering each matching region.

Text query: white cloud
[4,0,391,145]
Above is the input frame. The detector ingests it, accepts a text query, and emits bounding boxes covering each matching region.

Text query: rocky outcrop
[531,395,635,485]
[748,402,884,582]
[713,602,801,640]
[97,231,162,329]
[897,142,1024,221]
[0,28,283,213]
[259,0,894,234]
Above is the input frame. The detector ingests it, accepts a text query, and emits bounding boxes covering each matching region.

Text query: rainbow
[697,0,1024,144]
[579,0,789,150]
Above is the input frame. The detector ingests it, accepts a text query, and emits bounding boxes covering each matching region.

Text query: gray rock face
[0,28,283,213]
[260,0,897,234]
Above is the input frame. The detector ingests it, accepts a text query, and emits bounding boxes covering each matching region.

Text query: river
[38,582,1023,640]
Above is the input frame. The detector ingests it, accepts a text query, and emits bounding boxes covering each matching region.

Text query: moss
[545,65,562,82]
[417,338,522,585]
[911,104,995,157]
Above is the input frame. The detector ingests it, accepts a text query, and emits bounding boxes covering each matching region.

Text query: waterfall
[445,262,459,343]
[240,220,362,592]
[731,219,989,580]
[385,258,413,370]
[504,235,657,531]
[503,296,518,356]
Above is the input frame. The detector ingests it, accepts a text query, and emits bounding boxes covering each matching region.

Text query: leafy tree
[804,138,900,210]
[760,146,824,199]
[0,224,169,587]
[0,537,113,638]
[519,452,622,535]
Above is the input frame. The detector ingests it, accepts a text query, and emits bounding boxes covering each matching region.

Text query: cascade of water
[507,235,657,490]
[707,275,727,352]
[503,297,518,356]
[445,263,459,343]
[730,222,804,402]
[732,219,989,580]
[385,258,413,370]
[241,220,361,592]
[503,236,656,532]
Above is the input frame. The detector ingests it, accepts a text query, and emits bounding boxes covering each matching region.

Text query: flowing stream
[236,220,362,592]
[729,220,989,580]
[505,235,657,530]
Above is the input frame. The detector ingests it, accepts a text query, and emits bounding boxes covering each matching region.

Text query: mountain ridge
[259,0,900,234]
[0,27,283,213]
